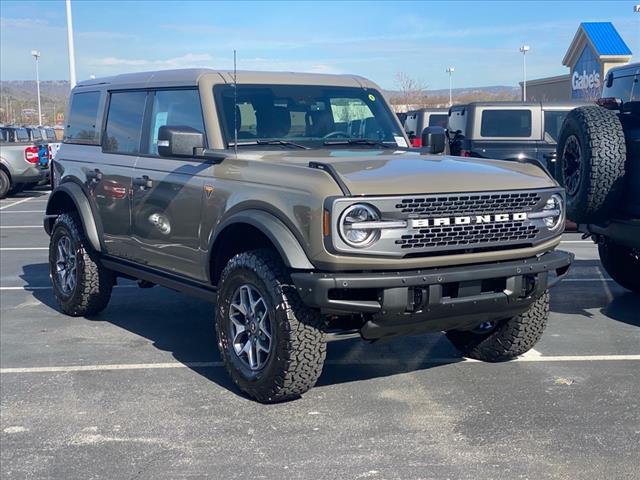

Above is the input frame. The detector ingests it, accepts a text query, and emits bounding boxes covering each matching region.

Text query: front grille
[330,188,560,258]
[396,192,541,217]
[395,221,538,250]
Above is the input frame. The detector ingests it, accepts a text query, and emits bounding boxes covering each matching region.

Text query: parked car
[556,62,639,293]
[448,101,590,176]
[403,108,449,147]
[0,125,49,198]
[45,69,571,402]
[39,126,62,160]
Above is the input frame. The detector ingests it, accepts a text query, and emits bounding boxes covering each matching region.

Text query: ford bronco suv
[557,63,639,293]
[45,69,572,402]
[448,101,589,177]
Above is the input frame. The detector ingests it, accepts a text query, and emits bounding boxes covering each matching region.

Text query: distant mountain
[384,85,520,98]
[1,81,70,124]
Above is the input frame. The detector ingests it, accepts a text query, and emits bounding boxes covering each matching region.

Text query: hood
[258,149,557,196]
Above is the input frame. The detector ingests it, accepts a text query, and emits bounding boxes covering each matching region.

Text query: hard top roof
[453,101,591,109]
[75,68,379,90]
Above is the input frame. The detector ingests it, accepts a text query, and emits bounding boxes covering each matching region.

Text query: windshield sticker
[394,136,408,148]
[368,93,376,102]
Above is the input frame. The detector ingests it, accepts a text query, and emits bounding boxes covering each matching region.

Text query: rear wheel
[556,106,626,223]
[215,249,326,403]
[0,170,10,199]
[49,213,114,316]
[446,293,549,361]
[598,241,640,294]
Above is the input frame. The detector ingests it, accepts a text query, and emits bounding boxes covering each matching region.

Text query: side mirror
[421,126,446,154]
[158,125,204,157]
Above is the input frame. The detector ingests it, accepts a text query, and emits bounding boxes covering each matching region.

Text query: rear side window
[145,89,205,155]
[480,110,532,137]
[428,114,448,128]
[66,91,101,143]
[603,72,638,102]
[104,91,147,154]
[15,128,29,142]
[543,111,569,143]
[29,129,42,141]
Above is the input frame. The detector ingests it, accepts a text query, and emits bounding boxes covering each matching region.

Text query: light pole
[635,5,639,61]
[31,50,42,125]
[446,67,455,107]
[66,0,77,88]
[519,45,530,102]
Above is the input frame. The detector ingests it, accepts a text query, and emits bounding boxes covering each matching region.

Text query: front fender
[44,182,103,252]
[210,209,315,272]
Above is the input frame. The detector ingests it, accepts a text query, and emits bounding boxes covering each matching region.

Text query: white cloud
[0,17,49,29]
[88,53,214,69]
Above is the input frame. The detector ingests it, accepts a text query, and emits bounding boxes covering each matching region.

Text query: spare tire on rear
[556,106,626,223]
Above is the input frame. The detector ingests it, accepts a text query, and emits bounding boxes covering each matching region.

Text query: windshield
[214,84,405,148]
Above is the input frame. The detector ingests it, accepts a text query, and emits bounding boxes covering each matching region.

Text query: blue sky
[1,1,638,89]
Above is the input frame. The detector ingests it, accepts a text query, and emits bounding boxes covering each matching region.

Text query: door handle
[86,168,103,182]
[133,175,153,189]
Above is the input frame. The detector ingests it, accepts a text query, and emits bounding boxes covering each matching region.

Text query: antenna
[233,49,238,158]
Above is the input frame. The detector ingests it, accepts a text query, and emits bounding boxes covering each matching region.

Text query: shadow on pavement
[20,262,462,399]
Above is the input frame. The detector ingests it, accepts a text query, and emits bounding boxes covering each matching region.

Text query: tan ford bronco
[44,69,572,402]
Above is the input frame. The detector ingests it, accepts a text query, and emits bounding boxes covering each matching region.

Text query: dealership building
[522,22,633,101]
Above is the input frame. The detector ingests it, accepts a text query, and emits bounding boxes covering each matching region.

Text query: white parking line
[0,210,45,214]
[0,226,42,229]
[0,285,136,291]
[0,197,34,211]
[2,354,639,374]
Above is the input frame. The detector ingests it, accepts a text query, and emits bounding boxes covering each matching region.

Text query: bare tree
[394,72,428,111]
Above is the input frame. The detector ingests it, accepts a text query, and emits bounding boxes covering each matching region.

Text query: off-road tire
[598,241,640,294]
[215,249,326,403]
[446,292,549,361]
[0,170,10,199]
[557,106,626,223]
[49,213,114,316]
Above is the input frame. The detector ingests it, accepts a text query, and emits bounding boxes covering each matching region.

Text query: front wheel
[446,293,549,361]
[215,249,326,403]
[49,213,114,316]
[598,242,640,294]
[0,170,10,199]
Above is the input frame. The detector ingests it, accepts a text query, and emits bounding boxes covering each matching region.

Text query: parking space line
[0,210,45,214]
[2,355,639,374]
[0,197,34,210]
[0,285,136,291]
[0,226,43,229]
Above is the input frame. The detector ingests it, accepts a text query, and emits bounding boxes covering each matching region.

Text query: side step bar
[101,257,217,303]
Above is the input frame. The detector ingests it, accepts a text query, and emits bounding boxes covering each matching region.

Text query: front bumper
[291,250,573,340]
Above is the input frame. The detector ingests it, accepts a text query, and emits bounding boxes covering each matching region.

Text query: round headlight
[542,194,564,230]
[339,204,381,248]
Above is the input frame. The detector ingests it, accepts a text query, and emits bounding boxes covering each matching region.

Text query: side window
[65,91,101,143]
[543,111,569,143]
[104,91,147,154]
[146,89,205,155]
[480,110,532,137]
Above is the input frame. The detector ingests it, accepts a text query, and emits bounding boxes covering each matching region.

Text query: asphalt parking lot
[1,188,639,480]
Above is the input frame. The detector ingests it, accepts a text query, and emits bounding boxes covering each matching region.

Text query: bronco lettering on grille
[410,212,528,228]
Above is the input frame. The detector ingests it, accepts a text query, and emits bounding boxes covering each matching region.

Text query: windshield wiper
[323,139,393,149]
[229,140,310,150]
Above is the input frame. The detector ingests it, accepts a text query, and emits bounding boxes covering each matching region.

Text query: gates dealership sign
[571,44,601,98]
